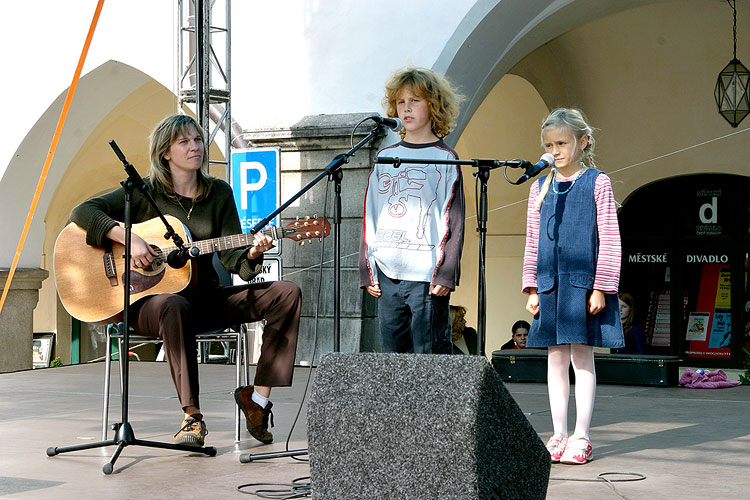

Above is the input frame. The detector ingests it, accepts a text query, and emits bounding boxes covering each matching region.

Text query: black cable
[350,115,381,150]
[237,476,311,498]
[550,471,646,500]
[284,177,331,463]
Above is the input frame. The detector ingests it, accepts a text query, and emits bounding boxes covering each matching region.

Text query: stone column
[244,113,385,364]
[0,268,49,372]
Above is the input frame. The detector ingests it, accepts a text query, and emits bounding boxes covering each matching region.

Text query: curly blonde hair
[383,67,462,139]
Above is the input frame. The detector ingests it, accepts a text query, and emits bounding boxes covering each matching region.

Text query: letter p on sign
[240,161,267,210]
[230,147,281,234]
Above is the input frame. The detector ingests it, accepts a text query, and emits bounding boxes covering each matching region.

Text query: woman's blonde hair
[619,292,636,337]
[148,114,212,202]
[449,305,467,342]
[535,108,597,210]
[383,67,462,139]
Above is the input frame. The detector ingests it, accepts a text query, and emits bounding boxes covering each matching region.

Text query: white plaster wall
[0,0,476,268]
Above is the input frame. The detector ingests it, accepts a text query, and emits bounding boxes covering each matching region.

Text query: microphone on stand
[515,153,555,184]
[167,246,200,269]
[370,114,403,132]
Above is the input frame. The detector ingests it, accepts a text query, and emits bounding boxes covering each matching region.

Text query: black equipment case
[491,350,681,387]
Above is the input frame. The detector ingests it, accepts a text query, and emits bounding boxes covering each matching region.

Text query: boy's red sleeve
[432,166,465,289]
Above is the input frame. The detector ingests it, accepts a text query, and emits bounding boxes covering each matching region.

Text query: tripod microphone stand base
[47,421,217,474]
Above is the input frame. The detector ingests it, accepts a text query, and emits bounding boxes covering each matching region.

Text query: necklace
[551,164,586,195]
[176,197,195,220]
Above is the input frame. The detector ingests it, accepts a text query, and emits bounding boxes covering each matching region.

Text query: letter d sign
[699,196,718,224]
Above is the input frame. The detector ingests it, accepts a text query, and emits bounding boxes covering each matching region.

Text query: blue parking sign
[230,148,281,237]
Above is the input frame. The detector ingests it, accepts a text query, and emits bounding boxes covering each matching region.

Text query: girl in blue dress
[522,109,624,464]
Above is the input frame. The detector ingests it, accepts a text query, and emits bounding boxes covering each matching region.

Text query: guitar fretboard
[158,226,284,257]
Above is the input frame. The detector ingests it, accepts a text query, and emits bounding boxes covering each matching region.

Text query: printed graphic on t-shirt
[377,165,441,239]
[374,229,434,251]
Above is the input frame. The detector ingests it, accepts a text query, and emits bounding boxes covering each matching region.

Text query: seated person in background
[612,293,646,354]
[450,305,478,355]
[501,320,530,350]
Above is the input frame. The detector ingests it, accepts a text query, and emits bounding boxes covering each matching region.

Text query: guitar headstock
[282,216,331,245]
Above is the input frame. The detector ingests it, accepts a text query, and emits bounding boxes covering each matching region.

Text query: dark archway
[619,174,750,367]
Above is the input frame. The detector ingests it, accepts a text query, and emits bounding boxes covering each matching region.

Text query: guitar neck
[161,227,283,256]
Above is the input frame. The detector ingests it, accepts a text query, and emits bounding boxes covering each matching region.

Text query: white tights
[547,344,596,441]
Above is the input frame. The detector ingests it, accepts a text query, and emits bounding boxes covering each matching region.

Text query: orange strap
[0,0,105,315]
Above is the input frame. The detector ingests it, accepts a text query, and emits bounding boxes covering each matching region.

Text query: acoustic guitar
[54,215,329,324]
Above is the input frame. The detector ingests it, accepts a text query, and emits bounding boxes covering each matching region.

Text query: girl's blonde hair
[383,67,463,139]
[148,114,212,202]
[535,108,597,210]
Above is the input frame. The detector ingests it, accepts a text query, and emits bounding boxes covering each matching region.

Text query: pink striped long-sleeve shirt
[522,172,621,294]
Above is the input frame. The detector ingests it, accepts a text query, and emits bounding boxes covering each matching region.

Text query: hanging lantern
[714,0,750,127]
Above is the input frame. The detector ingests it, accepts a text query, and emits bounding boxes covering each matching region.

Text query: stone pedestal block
[0,268,49,373]
[244,113,387,363]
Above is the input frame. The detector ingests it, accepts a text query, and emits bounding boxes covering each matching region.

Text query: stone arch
[0,60,187,334]
[433,0,671,145]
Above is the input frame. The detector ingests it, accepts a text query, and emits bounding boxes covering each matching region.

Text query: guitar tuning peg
[315,231,321,236]
[304,216,310,220]
[318,238,322,242]
[296,216,299,221]
[313,213,318,218]
[299,240,305,246]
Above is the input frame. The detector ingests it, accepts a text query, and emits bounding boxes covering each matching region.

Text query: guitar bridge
[103,251,118,287]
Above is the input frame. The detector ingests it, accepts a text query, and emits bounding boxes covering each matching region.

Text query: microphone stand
[372,156,526,357]
[239,122,388,464]
[47,141,216,474]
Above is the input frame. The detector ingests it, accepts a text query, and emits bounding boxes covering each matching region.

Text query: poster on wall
[32,333,55,369]
[647,290,672,347]
[685,312,710,341]
[708,311,732,348]
[684,261,732,358]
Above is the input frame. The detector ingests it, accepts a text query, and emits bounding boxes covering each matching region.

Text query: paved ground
[1,360,748,499]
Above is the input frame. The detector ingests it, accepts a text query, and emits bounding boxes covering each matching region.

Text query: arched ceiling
[434,0,681,144]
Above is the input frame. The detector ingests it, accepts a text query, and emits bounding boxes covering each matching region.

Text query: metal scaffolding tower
[177,0,232,180]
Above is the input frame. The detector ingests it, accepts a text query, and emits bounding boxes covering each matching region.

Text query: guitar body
[54,215,193,325]
[54,213,330,325]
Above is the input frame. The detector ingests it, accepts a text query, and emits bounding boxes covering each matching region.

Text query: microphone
[370,114,403,132]
[515,153,555,184]
[167,246,200,269]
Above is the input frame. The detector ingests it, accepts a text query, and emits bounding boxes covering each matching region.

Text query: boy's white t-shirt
[361,139,462,285]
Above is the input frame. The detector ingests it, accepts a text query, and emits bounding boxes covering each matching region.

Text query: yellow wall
[452,1,750,356]
[453,75,549,354]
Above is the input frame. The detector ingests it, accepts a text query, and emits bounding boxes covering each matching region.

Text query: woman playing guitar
[70,114,299,447]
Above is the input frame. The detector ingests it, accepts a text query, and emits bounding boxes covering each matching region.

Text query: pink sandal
[545,435,568,462]
[560,437,593,464]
